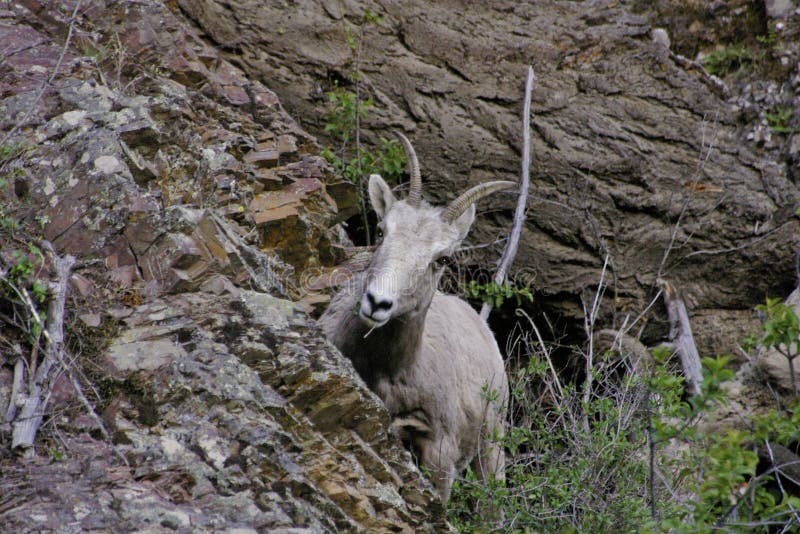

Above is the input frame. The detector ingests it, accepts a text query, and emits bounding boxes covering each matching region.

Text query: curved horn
[394,131,422,207]
[443,181,517,222]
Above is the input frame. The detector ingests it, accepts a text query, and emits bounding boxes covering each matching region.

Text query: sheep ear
[368,174,395,219]
[452,203,475,241]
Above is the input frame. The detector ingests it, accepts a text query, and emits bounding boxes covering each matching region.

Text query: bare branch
[10,247,110,453]
[11,253,77,451]
[480,65,534,320]
[3,358,25,425]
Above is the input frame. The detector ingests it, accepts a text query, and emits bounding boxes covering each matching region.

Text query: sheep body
[322,274,507,500]
[319,134,511,501]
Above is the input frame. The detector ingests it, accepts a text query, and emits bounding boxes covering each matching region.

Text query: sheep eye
[436,256,451,267]
[375,228,384,241]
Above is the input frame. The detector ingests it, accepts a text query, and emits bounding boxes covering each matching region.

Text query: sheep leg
[471,439,505,485]
[470,435,506,522]
[418,436,458,503]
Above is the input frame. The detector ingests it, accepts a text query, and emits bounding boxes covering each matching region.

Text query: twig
[3,358,25,424]
[353,18,371,246]
[655,113,719,282]
[657,278,704,396]
[515,308,563,399]
[646,386,657,520]
[480,65,535,320]
[581,254,610,433]
[682,226,782,259]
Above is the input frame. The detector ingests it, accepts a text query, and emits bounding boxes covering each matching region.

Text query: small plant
[320,90,405,186]
[0,143,22,163]
[463,280,533,308]
[0,143,25,190]
[701,43,752,77]
[2,245,49,341]
[756,297,800,397]
[756,23,779,51]
[320,9,405,245]
[1,215,20,233]
[449,309,800,532]
[766,105,799,134]
[322,85,369,146]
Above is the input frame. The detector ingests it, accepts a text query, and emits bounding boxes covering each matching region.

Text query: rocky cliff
[0,1,442,531]
[179,0,800,356]
[1,0,800,532]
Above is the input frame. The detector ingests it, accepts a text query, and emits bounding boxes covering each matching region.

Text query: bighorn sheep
[320,132,512,502]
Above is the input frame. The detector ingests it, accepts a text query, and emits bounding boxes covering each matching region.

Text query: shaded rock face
[0,0,443,531]
[179,0,800,352]
[1,291,442,532]
[1,290,442,531]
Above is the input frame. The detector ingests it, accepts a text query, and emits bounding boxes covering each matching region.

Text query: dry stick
[655,113,719,282]
[4,358,24,424]
[646,387,657,520]
[657,278,704,396]
[480,65,535,321]
[11,253,76,451]
[11,252,110,452]
[581,254,610,433]
[354,20,370,247]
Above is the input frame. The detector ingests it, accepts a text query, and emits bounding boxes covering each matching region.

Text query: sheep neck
[339,295,430,390]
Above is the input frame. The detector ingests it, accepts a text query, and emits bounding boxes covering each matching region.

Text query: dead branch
[10,246,110,453]
[11,253,76,451]
[3,358,25,425]
[760,441,800,496]
[480,65,534,320]
[657,278,704,396]
[655,113,720,281]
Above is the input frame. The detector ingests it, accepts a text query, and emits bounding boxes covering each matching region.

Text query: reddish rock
[249,179,337,270]
[244,147,280,169]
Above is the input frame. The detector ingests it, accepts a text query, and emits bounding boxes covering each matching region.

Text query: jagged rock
[249,178,339,271]
[180,0,800,352]
[65,291,440,532]
[0,1,443,531]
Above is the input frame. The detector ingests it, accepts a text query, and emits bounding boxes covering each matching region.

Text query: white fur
[320,174,508,502]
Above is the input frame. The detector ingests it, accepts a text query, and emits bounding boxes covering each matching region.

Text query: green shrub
[463,280,533,309]
[702,44,752,77]
[448,310,800,532]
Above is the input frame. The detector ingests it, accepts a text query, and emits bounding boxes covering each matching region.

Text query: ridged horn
[394,131,422,207]
[443,181,517,222]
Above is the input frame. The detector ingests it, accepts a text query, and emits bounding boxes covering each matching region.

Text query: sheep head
[358,132,515,328]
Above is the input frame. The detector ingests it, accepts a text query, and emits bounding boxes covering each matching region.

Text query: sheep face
[358,174,475,328]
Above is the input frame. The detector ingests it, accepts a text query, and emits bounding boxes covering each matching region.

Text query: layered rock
[178,0,800,354]
[0,0,442,531]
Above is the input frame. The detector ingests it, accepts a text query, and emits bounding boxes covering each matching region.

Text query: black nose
[366,291,393,313]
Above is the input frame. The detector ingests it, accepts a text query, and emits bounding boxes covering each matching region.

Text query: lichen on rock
[0,0,443,531]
